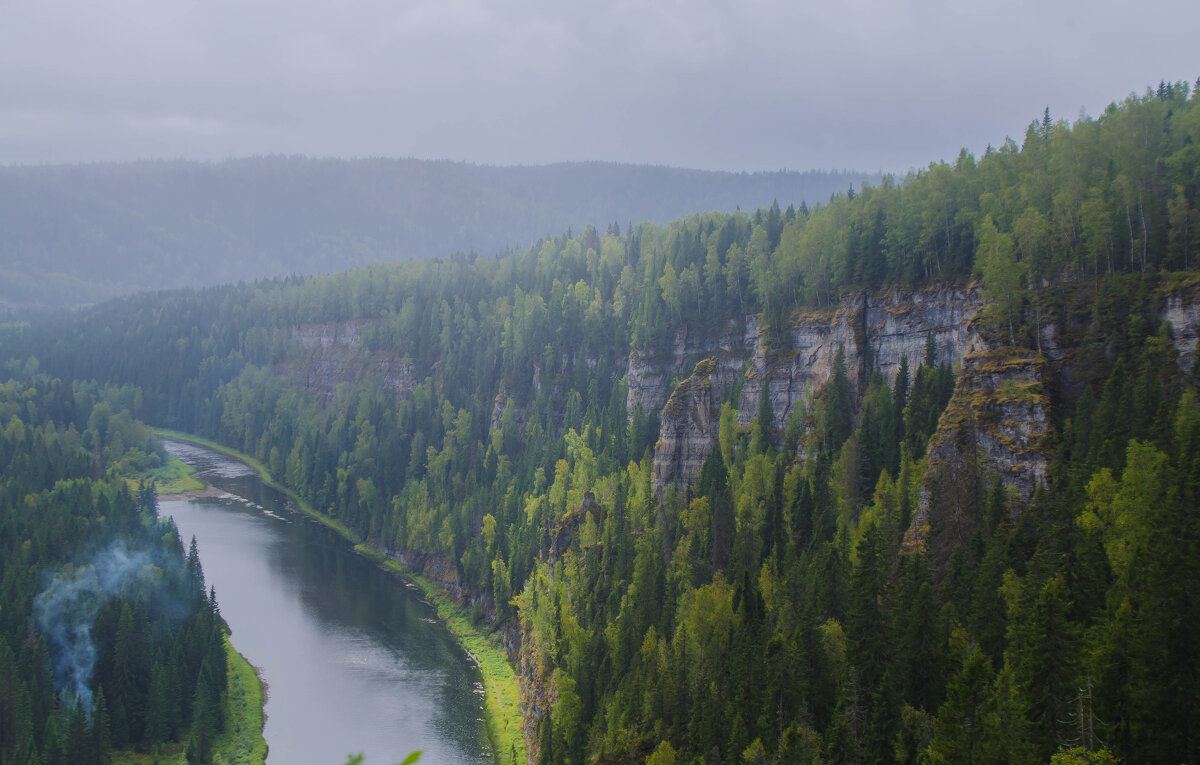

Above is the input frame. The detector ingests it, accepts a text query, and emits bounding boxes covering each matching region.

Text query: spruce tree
[699,448,735,573]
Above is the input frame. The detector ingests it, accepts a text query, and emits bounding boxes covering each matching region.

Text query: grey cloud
[1,0,1197,171]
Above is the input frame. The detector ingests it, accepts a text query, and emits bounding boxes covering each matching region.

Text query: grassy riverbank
[151,428,526,765]
[112,634,266,765]
[125,452,205,495]
[213,636,269,765]
[355,544,526,765]
[150,428,360,539]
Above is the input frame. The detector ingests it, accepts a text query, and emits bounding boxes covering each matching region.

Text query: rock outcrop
[627,320,756,417]
[650,283,987,494]
[903,347,1051,550]
[735,303,860,429]
[279,321,416,401]
[518,627,554,765]
[864,284,986,385]
[737,285,986,426]
[651,359,730,496]
[548,491,601,569]
[1165,292,1200,374]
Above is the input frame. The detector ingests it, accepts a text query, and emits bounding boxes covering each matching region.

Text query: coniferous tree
[700,448,735,573]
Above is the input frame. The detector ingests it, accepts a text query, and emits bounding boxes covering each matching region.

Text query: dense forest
[4,81,1200,763]
[0,379,231,764]
[0,158,874,309]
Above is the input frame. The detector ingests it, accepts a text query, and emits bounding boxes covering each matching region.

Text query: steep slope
[280,321,416,402]
[651,284,987,494]
[903,347,1051,550]
[7,84,1200,765]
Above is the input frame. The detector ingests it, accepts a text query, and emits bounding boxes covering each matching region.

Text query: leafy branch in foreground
[344,751,421,765]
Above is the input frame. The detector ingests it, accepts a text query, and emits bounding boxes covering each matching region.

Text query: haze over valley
[0,159,874,308]
[2,0,1199,763]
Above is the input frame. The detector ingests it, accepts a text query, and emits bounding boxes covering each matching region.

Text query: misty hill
[5,84,1200,764]
[0,156,875,308]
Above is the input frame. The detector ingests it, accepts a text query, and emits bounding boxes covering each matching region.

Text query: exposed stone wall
[280,321,416,401]
[1165,292,1200,374]
[903,348,1051,550]
[865,284,987,385]
[651,359,727,497]
[736,302,861,428]
[626,318,757,416]
[650,283,987,494]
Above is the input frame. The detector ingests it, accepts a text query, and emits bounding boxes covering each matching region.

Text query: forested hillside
[0,379,232,764]
[0,158,872,309]
[5,81,1200,763]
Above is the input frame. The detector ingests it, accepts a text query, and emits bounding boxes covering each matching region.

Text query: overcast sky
[2,0,1197,174]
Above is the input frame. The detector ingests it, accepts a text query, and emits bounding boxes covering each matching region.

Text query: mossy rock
[692,357,718,377]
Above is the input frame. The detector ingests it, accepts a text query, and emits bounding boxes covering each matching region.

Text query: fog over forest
[3,0,1200,761]
[0,157,874,309]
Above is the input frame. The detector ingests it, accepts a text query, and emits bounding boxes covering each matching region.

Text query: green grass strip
[150,428,359,540]
[210,634,268,765]
[355,544,526,765]
[125,452,206,495]
[152,428,526,765]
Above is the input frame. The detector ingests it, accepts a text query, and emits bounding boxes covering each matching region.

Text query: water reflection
[161,440,492,765]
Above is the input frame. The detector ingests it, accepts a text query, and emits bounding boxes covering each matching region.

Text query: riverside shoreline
[149,428,526,765]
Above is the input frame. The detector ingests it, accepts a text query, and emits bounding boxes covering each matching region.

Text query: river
[160,439,493,765]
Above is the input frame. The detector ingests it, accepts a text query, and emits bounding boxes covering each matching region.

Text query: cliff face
[903,348,1052,550]
[278,321,416,401]
[626,319,756,416]
[651,359,729,496]
[285,283,1200,559]
[264,280,1200,765]
[737,284,987,427]
[650,283,987,494]
[734,303,859,430]
[518,626,554,765]
[1165,292,1200,374]
[864,284,987,386]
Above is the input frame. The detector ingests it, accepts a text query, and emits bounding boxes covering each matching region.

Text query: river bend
[162,439,492,765]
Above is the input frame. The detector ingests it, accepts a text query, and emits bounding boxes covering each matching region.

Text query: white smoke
[33,542,156,711]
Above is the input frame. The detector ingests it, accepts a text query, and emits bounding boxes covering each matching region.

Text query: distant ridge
[0,156,877,308]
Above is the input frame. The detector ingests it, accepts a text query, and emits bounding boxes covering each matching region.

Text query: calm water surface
[161,439,492,765]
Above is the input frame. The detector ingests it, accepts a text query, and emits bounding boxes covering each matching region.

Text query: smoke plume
[34,542,156,710]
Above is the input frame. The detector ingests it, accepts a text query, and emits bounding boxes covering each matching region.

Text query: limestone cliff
[736,284,986,427]
[903,348,1052,550]
[517,623,554,765]
[626,319,756,417]
[734,303,859,430]
[864,284,987,386]
[279,321,416,401]
[651,359,731,496]
[897,279,1200,549]
[1166,291,1200,374]
[650,283,987,494]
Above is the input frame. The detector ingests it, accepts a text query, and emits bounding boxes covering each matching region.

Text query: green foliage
[1049,747,1118,765]
[0,380,230,764]
[0,160,872,308]
[976,215,1024,343]
[646,740,676,765]
[343,753,421,765]
[5,83,1200,765]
